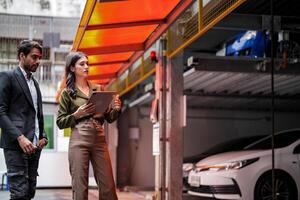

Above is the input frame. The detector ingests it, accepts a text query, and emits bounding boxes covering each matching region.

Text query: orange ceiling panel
[89,79,111,84]
[79,25,158,49]
[88,52,133,65]
[89,64,122,75]
[72,0,191,86]
[89,0,181,26]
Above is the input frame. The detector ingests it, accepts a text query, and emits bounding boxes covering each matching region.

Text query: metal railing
[108,55,156,95]
[168,0,247,57]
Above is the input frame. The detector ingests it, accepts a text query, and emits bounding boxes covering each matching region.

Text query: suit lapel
[14,67,34,109]
[33,78,42,116]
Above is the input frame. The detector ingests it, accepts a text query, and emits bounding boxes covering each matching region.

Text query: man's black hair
[17,40,43,60]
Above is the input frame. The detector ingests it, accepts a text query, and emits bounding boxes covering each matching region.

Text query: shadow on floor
[0,189,147,200]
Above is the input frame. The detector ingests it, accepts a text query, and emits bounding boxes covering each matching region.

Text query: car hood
[196,150,270,166]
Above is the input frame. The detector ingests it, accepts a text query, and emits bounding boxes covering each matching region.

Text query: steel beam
[89,60,129,66]
[184,90,300,100]
[79,43,144,55]
[85,19,165,30]
[186,55,300,75]
[88,73,116,80]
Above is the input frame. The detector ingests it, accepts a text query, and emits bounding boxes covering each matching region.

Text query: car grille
[187,183,241,196]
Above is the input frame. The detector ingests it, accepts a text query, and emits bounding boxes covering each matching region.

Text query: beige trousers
[69,119,118,200]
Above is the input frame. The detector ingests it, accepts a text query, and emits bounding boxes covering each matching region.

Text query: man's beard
[24,63,38,73]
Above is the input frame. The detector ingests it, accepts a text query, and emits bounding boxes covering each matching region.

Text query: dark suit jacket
[0,67,47,150]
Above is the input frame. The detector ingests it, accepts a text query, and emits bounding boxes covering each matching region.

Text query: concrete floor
[0,189,214,200]
[0,189,149,200]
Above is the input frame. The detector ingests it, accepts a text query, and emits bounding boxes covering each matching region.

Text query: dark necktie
[26,73,32,80]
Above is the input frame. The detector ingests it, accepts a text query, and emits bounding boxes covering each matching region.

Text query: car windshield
[183,135,266,163]
[202,136,265,154]
[245,130,300,150]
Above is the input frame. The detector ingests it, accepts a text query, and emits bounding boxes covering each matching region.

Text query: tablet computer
[87,91,115,114]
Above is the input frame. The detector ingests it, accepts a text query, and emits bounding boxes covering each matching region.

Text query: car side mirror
[293,144,300,154]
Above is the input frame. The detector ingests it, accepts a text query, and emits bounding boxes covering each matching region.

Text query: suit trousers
[4,148,41,200]
[69,119,118,200]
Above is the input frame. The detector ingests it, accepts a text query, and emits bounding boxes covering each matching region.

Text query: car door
[291,142,300,194]
[293,143,300,172]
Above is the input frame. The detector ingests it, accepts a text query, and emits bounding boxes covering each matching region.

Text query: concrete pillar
[158,39,183,200]
[106,122,119,183]
[165,53,184,200]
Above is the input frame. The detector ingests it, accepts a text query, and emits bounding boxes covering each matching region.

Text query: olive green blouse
[56,82,120,129]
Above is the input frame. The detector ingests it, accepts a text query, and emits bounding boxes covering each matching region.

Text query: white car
[182,135,266,192]
[187,129,300,200]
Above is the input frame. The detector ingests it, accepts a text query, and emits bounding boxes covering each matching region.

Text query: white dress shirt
[19,66,40,145]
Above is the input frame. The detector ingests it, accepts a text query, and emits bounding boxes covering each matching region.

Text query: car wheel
[254,172,297,200]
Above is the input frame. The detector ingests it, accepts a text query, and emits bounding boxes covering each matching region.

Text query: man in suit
[0,40,48,200]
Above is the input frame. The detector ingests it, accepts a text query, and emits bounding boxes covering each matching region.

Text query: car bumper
[187,170,242,200]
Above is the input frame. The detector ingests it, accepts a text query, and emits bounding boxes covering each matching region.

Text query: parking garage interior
[1,0,300,200]
[114,0,300,199]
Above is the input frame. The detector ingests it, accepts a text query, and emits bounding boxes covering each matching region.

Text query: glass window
[245,131,300,150]
[55,52,68,62]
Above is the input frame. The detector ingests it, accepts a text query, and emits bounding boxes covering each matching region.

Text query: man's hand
[17,135,36,154]
[38,138,48,149]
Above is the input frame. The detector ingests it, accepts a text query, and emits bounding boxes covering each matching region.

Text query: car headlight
[196,157,259,171]
[183,163,194,172]
[183,163,194,178]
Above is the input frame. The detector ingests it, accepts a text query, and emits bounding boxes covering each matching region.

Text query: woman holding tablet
[56,51,121,200]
